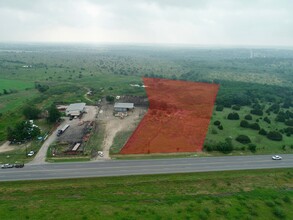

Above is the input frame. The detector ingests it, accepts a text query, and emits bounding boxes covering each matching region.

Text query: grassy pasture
[0,79,33,91]
[205,105,293,154]
[0,168,292,219]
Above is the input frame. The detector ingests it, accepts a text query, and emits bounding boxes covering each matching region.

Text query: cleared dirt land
[121,78,219,154]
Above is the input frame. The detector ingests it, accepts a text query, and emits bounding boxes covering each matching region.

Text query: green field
[0,169,292,220]
[0,79,33,91]
[205,105,293,154]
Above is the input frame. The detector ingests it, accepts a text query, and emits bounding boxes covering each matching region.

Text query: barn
[66,103,86,116]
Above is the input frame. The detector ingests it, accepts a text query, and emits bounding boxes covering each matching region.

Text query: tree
[285,120,293,126]
[236,135,251,144]
[259,128,267,136]
[240,120,249,128]
[216,105,224,111]
[216,138,233,153]
[227,112,240,120]
[232,105,241,111]
[3,89,9,95]
[213,120,221,126]
[267,131,283,141]
[249,123,260,130]
[244,114,252,120]
[250,109,263,116]
[23,105,41,120]
[263,116,271,124]
[248,143,257,153]
[106,95,115,103]
[47,104,61,123]
[7,121,40,143]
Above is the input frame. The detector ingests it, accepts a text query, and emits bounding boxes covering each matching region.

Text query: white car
[272,155,282,160]
[98,151,104,157]
[1,163,14,169]
[27,151,35,157]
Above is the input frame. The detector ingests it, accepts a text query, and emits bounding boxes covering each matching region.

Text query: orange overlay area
[120,78,219,154]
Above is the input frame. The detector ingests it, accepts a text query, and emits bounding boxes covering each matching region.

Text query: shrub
[263,116,271,124]
[244,114,252,120]
[218,125,223,130]
[248,143,257,152]
[216,105,224,111]
[232,105,240,110]
[213,120,221,126]
[250,109,263,116]
[249,123,260,130]
[240,120,249,128]
[285,120,293,126]
[259,128,267,136]
[227,112,240,120]
[267,131,283,141]
[106,95,115,103]
[273,207,286,219]
[236,135,251,144]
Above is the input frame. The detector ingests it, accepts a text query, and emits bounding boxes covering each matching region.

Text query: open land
[121,78,219,154]
[0,168,292,220]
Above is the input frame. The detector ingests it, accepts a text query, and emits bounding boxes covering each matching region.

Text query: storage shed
[114,103,134,112]
[66,103,86,116]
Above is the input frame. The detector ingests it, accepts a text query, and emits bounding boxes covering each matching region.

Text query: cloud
[0,0,292,46]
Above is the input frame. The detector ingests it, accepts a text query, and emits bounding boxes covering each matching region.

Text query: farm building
[66,103,86,116]
[114,103,134,112]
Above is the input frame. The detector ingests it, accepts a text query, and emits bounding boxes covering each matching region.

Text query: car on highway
[27,151,35,157]
[1,163,14,169]
[14,163,24,168]
[272,155,282,160]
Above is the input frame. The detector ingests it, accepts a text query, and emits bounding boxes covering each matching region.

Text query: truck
[57,124,70,136]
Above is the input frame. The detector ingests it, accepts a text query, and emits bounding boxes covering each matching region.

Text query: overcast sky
[0,0,292,46]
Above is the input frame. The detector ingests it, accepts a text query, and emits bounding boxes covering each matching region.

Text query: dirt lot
[97,103,147,159]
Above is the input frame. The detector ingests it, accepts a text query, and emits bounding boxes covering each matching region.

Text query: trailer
[57,124,70,136]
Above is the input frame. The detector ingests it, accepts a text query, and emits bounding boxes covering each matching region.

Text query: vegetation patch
[0,169,292,219]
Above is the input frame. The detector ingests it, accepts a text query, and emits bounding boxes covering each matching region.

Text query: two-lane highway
[1,154,293,182]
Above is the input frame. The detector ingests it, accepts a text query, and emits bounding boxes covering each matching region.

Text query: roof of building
[114,103,134,109]
[66,103,86,112]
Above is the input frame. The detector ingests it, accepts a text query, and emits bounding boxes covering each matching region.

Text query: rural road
[29,119,69,165]
[1,154,293,182]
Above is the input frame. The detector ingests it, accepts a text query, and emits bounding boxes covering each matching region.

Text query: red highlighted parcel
[120,78,219,154]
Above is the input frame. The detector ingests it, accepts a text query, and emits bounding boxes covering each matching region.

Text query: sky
[0,0,292,46]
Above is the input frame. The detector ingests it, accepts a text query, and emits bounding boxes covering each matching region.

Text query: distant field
[0,169,292,220]
[0,79,33,91]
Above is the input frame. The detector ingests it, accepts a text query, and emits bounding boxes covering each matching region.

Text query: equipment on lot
[57,124,70,136]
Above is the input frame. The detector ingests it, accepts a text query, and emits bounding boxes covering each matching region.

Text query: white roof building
[114,103,134,112]
[66,103,86,116]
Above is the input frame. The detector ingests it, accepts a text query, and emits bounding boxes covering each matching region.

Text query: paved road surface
[29,119,69,165]
[1,154,293,182]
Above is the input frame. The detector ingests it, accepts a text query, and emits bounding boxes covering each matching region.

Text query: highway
[1,154,293,182]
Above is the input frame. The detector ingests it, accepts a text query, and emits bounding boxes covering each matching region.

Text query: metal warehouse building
[114,103,134,112]
[66,103,86,116]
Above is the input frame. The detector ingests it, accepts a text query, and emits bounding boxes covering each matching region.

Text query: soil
[120,78,219,154]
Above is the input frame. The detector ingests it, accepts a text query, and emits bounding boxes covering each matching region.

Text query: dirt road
[29,119,69,164]
[0,141,14,153]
